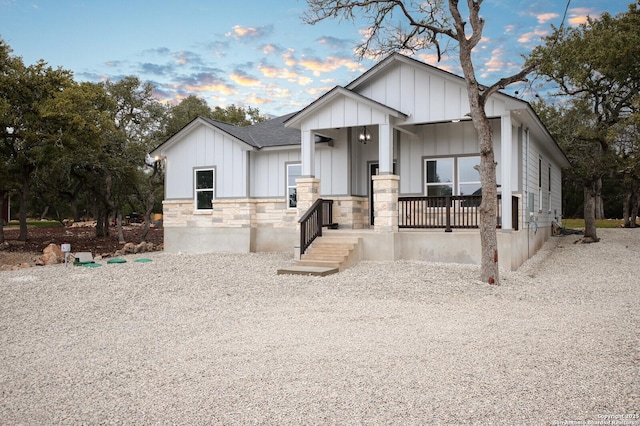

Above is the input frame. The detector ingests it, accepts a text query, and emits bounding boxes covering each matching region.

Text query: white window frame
[547,165,552,213]
[286,162,302,209]
[424,156,480,196]
[538,157,543,212]
[194,167,215,212]
[424,157,454,196]
[457,156,481,196]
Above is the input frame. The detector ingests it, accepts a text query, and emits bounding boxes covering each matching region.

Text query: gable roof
[284,86,408,129]
[151,112,302,156]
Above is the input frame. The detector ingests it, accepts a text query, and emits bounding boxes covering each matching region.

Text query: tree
[103,77,165,240]
[304,0,538,284]
[0,39,74,241]
[529,2,640,241]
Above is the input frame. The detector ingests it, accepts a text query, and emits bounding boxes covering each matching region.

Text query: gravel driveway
[1,229,638,425]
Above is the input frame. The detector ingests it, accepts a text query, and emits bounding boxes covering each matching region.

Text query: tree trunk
[18,175,29,241]
[583,182,599,241]
[116,210,125,244]
[630,190,639,228]
[0,190,6,244]
[95,208,107,237]
[39,205,49,221]
[140,162,160,242]
[623,191,632,228]
[594,178,605,219]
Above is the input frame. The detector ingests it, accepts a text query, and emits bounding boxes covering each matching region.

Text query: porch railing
[299,199,334,255]
[398,194,519,231]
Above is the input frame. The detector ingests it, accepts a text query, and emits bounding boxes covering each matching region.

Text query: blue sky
[0,0,632,117]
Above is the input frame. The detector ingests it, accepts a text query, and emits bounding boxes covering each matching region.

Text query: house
[151,53,569,270]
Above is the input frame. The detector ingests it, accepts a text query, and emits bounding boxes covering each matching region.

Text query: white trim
[194,167,215,212]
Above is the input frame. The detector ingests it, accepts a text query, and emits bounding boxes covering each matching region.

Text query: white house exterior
[151,53,569,271]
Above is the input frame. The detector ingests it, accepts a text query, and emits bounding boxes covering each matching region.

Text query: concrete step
[277,265,339,276]
[305,247,352,256]
[310,242,356,251]
[296,259,342,269]
[300,253,348,262]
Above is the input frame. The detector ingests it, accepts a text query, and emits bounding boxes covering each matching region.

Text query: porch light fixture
[358,126,371,144]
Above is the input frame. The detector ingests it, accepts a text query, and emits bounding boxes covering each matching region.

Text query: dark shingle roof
[200,112,300,149]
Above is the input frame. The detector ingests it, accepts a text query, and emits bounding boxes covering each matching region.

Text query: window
[287,163,302,208]
[538,157,543,212]
[547,165,552,213]
[424,156,480,196]
[194,168,214,211]
[425,158,453,196]
[458,156,481,196]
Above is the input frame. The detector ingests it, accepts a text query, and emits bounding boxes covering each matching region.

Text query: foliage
[529,2,640,236]
[1,37,266,242]
[158,95,266,142]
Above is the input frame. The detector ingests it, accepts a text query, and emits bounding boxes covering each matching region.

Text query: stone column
[295,177,320,224]
[372,174,399,232]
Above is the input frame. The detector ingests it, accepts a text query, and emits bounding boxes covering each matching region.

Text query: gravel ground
[0,229,638,425]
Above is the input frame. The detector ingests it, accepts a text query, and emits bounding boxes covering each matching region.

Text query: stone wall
[331,196,369,229]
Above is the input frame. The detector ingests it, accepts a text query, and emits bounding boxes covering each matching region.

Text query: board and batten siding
[521,131,564,227]
[164,125,249,200]
[352,62,510,124]
[398,120,504,195]
[250,150,300,198]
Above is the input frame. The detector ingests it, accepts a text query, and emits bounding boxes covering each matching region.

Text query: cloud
[265,86,292,99]
[537,12,559,24]
[298,56,363,76]
[229,69,260,87]
[482,48,507,74]
[175,72,238,96]
[261,44,284,55]
[142,47,171,56]
[140,63,172,76]
[244,94,273,105]
[172,50,202,66]
[504,24,516,35]
[225,24,273,40]
[568,8,593,25]
[282,50,297,67]
[258,64,300,80]
[305,86,333,96]
[316,36,352,50]
[105,60,123,67]
[518,28,548,44]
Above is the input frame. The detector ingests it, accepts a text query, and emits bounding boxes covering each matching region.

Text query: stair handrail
[299,198,324,256]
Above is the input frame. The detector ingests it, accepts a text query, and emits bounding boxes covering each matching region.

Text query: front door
[369,162,396,226]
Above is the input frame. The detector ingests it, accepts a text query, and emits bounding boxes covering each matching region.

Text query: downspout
[525,128,530,259]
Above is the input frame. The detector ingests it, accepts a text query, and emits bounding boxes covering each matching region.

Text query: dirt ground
[0,224,163,268]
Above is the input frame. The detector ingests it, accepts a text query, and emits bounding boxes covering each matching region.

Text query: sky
[0,0,633,117]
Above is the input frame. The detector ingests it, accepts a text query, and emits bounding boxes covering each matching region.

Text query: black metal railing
[398,195,519,231]
[299,199,334,255]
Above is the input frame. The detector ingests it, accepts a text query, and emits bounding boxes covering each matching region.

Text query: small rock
[42,243,63,265]
[123,242,136,254]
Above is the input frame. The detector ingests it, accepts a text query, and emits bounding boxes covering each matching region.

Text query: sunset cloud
[298,56,363,76]
[537,12,559,24]
[518,28,548,44]
[230,70,261,87]
[568,8,593,25]
[225,24,273,40]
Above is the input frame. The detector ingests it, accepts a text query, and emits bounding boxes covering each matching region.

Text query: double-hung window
[194,168,215,211]
[286,163,302,209]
